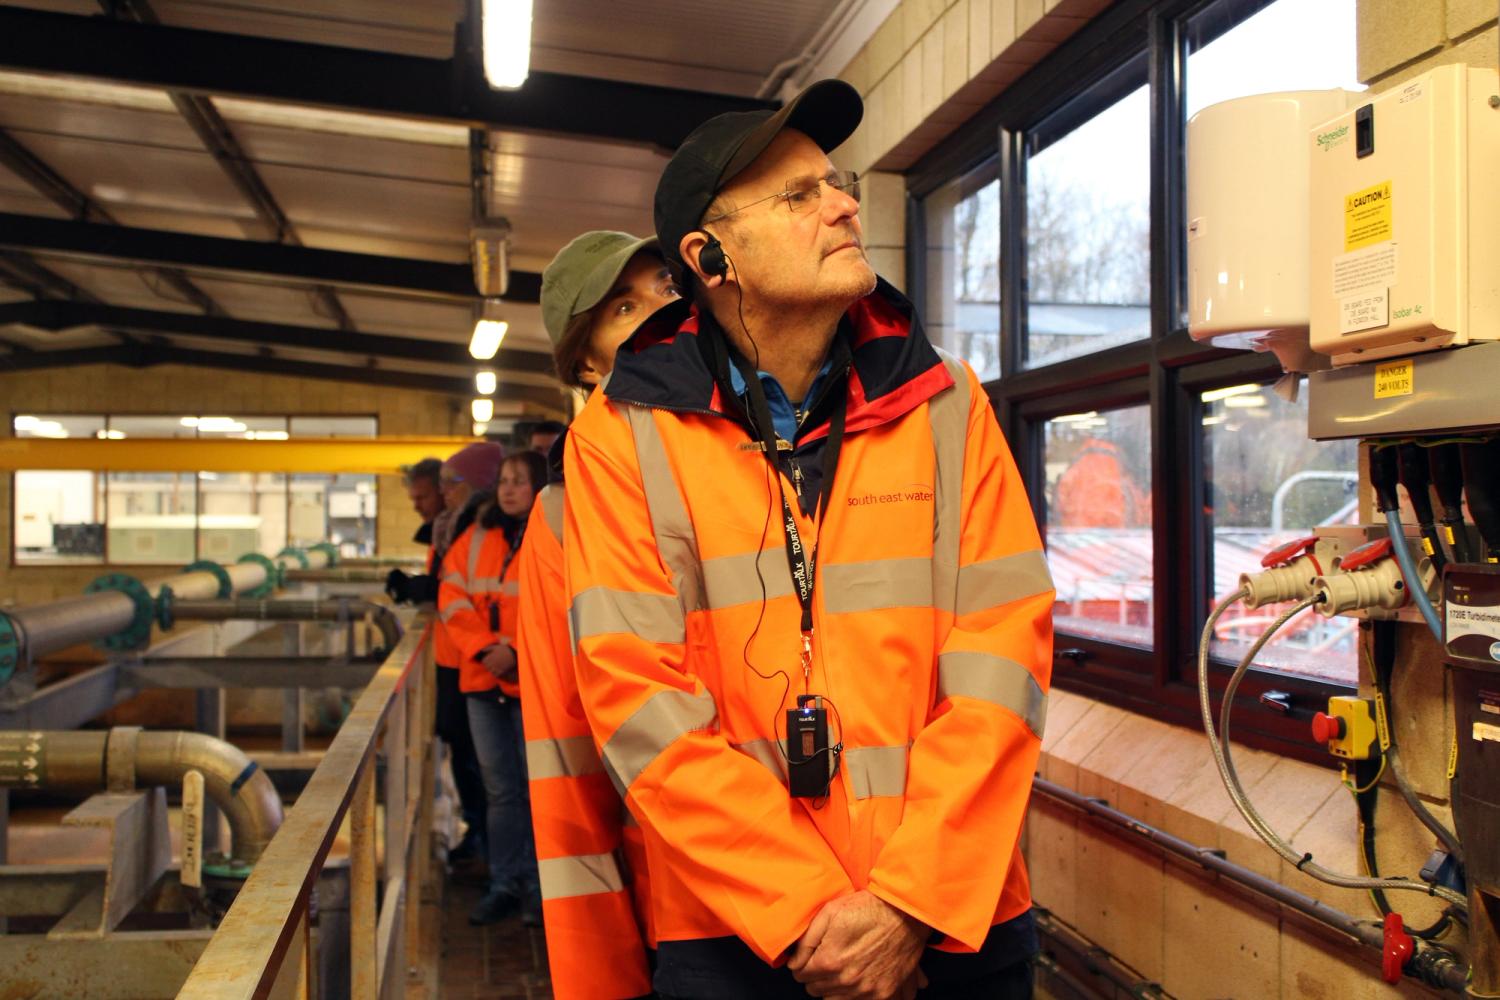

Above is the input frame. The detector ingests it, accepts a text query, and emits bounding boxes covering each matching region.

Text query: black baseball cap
[653,79,863,277]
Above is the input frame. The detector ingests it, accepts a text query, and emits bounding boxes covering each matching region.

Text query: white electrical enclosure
[1187,90,1354,372]
[1308,65,1500,366]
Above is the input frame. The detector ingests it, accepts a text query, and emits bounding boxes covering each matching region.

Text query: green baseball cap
[540,231,660,347]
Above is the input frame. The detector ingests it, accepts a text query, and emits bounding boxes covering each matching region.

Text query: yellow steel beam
[0,437,475,474]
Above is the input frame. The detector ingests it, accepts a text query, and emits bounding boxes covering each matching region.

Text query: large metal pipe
[284,567,412,584]
[1033,777,1469,995]
[1,547,335,673]
[0,728,283,864]
[170,598,402,655]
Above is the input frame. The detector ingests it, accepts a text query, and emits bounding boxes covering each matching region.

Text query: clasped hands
[479,641,517,681]
[787,890,929,1000]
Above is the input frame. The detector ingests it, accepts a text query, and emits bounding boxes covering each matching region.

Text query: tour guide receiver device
[787,694,833,798]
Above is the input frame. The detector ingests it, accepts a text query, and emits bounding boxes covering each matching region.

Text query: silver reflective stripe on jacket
[538,483,565,543]
[538,851,626,901]
[937,650,1047,737]
[526,734,604,780]
[600,687,717,795]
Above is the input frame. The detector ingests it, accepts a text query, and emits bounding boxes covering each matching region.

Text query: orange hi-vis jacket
[439,511,524,697]
[517,479,654,1000]
[563,281,1054,986]
[427,541,462,670]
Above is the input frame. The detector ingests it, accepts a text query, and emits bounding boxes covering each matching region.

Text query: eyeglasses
[438,474,465,488]
[701,170,861,225]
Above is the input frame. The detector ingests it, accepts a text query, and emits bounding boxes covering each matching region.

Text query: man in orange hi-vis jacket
[562,80,1054,1000]
[516,230,681,999]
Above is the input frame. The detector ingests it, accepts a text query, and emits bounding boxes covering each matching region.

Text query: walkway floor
[419,859,553,999]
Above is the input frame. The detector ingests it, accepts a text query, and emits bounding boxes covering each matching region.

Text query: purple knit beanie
[443,442,505,492]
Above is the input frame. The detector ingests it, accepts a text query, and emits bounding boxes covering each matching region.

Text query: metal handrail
[177,615,435,999]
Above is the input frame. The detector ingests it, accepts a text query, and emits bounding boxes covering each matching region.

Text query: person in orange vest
[1052,435,1148,529]
[562,80,1053,999]
[440,449,548,926]
[388,449,499,867]
[516,230,682,999]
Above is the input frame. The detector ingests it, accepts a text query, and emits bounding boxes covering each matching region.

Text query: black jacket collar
[603,278,953,443]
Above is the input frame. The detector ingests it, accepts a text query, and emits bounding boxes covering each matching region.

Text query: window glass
[1203,380,1359,684]
[1026,84,1151,369]
[291,474,377,557]
[198,472,286,559]
[1043,404,1153,645]
[12,414,105,439]
[108,416,197,439]
[923,160,1001,381]
[1186,0,1362,119]
[106,472,197,564]
[290,416,377,437]
[13,470,104,564]
[187,415,288,440]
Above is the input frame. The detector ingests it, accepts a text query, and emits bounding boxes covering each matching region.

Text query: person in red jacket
[440,449,549,926]
[516,230,681,999]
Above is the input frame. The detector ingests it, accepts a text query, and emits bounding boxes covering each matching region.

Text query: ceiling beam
[0,7,775,149]
[0,341,562,405]
[0,344,144,372]
[0,299,553,373]
[0,212,541,303]
[145,346,563,406]
[0,128,224,317]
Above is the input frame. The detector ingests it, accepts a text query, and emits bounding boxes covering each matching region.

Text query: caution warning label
[1345,180,1393,252]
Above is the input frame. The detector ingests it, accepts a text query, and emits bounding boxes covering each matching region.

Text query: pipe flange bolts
[0,612,20,687]
[156,585,176,633]
[84,573,156,652]
[308,542,339,567]
[203,854,255,881]
[183,559,233,599]
[236,553,279,598]
[276,546,311,570]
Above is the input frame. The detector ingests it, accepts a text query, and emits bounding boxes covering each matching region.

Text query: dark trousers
[466,694,541,901]
[655,910,1036,1000]
[434,665,487,842]
[658,958,1032,1000]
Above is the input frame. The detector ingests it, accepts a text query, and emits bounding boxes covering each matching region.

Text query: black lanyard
[486,519,526,635]
[730,352,847,635]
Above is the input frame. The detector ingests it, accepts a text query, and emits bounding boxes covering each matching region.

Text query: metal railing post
[349,751,378,998]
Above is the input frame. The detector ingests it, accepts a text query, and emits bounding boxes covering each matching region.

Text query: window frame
[7,410,381,569]
[906,0,1346,763]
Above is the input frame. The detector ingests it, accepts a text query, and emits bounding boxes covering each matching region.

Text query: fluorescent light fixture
[1201,383,1261,403]
[28,420,67,438]
[1224,394,1268,409]
[470,299,508,359]
[473,421,491,436]
[1202,414,1227,426]
[481,0,534,90]
[96,429,126,439]
[472,398,495,423]
[180,416,200,427]
[244,430,289,441]
[1051,411,1100,424]
[197,417,249,433]
[13,415,39,431]
[476,370,498,395]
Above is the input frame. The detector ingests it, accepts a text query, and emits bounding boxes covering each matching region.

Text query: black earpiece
[698,232,728,279]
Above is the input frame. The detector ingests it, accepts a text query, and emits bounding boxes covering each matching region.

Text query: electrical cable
[718,252,844,791]
[1365,627,1465,867]
[1198,589,1467,909]
[1427,443,1473,564]
[1397,443,1446,574]
[1383,508,1444,641]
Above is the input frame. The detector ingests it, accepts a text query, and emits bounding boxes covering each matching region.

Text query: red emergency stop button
[1382,913,1413,984]
[1311,712,1345,744]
